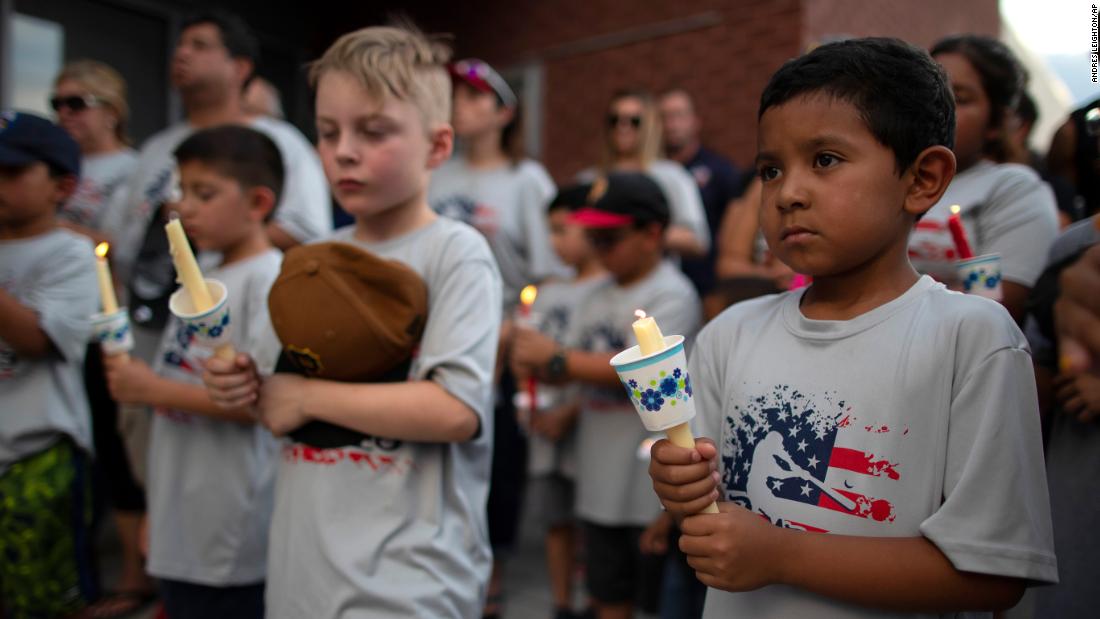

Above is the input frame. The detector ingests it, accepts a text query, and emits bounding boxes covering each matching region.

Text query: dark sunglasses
[49,94,100,113]
[607,114,642,129]
[587,227,632,251]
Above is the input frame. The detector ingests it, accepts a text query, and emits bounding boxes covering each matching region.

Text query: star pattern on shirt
[800,483,812,497]
[770,479,783,492]
[807,454,820,469]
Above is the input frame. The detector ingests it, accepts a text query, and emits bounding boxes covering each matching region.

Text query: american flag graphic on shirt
[721,385,902,533]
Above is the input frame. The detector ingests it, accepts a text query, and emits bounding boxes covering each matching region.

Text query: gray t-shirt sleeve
[919,341,1058,582]
[976,172,1058,287]
[36,238,99,362]
[412,241,503,429]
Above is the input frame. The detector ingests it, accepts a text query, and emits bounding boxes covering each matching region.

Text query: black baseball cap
[570,171,670,228]
[0,110,81,176]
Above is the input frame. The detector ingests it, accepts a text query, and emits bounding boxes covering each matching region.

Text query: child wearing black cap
[0,110,99,618]
[513,171,702,619]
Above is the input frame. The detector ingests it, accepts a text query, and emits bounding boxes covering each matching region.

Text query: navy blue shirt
[676,146,747,294]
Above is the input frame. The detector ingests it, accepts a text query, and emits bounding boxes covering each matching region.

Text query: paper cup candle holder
[165,216,236,361]
[947,204,1003,301]
[90,242,133,358]
[610,310,719,514]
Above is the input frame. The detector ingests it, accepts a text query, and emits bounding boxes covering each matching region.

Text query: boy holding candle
[648,38,1057,617]
[0,111,99,618]
[513,172,701,619]
[103,125,284,618]
[520,183,608,619]
[202,25,502,618]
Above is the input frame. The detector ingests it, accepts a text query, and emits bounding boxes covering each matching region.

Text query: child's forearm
[149,377,255,424]
[776,533,1025,612]
[301,379,481,443]
[564,349,621,387]
[0,289,53,357]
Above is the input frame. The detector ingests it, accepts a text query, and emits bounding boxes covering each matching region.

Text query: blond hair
[601,89,663,171]
[309,25,452,129]
[55,59,130,144]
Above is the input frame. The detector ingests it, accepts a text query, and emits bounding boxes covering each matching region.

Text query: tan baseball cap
[267,242,428,382]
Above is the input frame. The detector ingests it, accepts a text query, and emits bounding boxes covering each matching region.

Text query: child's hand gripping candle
[165,215,236,362]
[90,242,133,360]
[519,285,539,416]
[611,309,719,514]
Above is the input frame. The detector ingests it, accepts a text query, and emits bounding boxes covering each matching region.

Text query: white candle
[94,242,119,314]
[630,309,718,514]
[165,216,214,311]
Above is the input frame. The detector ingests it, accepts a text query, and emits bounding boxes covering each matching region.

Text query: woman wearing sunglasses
[580,90,710,259]
[52,60,138,246]
[52,60,155,619]
[428,58,569,619]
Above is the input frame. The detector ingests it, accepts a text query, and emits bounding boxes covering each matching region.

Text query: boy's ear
[235,59,256,92]
[903,145,956,218]
[426,123,454,170]
[247,186,278,222]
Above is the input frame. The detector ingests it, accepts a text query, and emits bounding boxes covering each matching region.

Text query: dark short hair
[931,35,1026,136]
[174,125,284,220]
[759,37,955,174]
[180,9,259,80]
[547,183,590,214]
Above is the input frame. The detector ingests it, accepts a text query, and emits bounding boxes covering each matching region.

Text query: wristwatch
[546,348,568,381]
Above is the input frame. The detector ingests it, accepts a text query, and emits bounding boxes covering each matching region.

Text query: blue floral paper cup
[90,308,133,356]
[610,334,695,432]
[168,278,233,350]
[956,253,1003,301]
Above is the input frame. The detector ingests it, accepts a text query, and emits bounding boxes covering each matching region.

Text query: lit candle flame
[95,242,109,258]
[950,204,961,216]
[634,309,646,320]
[520,285,538,307]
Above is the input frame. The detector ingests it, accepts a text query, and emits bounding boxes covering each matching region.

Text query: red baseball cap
[449,58,518,108]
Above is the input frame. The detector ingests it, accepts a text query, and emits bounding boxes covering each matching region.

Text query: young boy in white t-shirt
[648,38,1057,618]
[203,26,502,618]
[0,111,98,619]
[514,172,702,619]
[104,125,284,618]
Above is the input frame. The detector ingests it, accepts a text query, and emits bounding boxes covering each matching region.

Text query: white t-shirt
[105,117,332,287]
[265,218,501,619]
[578,161,711,253]
[429,156,568,309]
[909,160,1058,287]
[145,249,283,585]
[690,276,1058,618]
[0,229,98,472]
[61,148,138,230]
[567,261,701,526]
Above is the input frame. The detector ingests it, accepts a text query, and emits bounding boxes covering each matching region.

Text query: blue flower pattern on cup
[962,267,1001,293]
[95,321,130,344]
[623,367,692,414]
[184,311,231,341]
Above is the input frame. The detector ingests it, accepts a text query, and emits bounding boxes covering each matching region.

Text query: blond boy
[204,26,502,618]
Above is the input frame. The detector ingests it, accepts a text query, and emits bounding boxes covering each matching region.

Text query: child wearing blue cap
[0,110,99,618]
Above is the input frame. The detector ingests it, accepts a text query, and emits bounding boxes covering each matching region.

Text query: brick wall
[311,0,1000,182]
